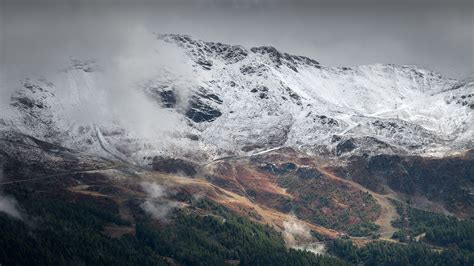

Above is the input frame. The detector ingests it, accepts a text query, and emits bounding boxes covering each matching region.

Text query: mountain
[0,34,473,265]
[2,34,473,164]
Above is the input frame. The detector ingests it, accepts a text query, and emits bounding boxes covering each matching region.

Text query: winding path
[318,167,399,239]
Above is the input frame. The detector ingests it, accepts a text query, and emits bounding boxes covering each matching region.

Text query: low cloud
[283,215,325,255]
[0,168,22,220]
[58,29,195,138]
[140,182,179,220]
[0,197,22,220]
[1,6,197,139]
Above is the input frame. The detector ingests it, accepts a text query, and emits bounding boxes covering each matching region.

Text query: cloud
[1,7,197,138]
[283,216,312,245]
[58,27,195,138]
[1,3,195,127]
[283,215,325,255]
[140,182,179,220]
[0,196,22,220]
[0,168,22,220]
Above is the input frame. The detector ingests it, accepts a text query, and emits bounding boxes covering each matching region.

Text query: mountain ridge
[1,33,472,165]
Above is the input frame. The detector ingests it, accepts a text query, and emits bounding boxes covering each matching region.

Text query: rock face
[185,89,223,123]
[1,34,473,165]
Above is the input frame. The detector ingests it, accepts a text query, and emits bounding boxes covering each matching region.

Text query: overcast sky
[1,0,473,81]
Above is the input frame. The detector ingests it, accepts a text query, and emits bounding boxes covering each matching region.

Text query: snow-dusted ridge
[1,33,473,164]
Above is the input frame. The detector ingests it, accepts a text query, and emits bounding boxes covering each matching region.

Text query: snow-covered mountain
[1,34,473,165]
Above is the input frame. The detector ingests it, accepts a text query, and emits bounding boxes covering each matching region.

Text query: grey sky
[1,0,473,82]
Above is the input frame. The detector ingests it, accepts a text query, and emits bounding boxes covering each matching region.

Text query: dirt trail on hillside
[319,168,399,239]
[0,164,121,186]
[205,150,400,240]
[166,174,340,239]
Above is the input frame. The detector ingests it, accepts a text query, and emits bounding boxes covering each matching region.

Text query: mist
[0,168,22,220]
[0,196,21,219]
[283,215,325,255]
[140,182,179,220]
[1,6,197,138]
[55,29,195,138]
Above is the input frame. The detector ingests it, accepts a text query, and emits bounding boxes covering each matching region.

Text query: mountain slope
[1,33,472,218]
[1,33,472,166]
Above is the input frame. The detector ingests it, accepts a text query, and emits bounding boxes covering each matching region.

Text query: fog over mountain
[1,0,472,139]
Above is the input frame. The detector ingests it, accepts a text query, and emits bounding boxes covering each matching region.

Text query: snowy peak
[159,33,249,68]
[2,33,473,164]
[159,33,321,71]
